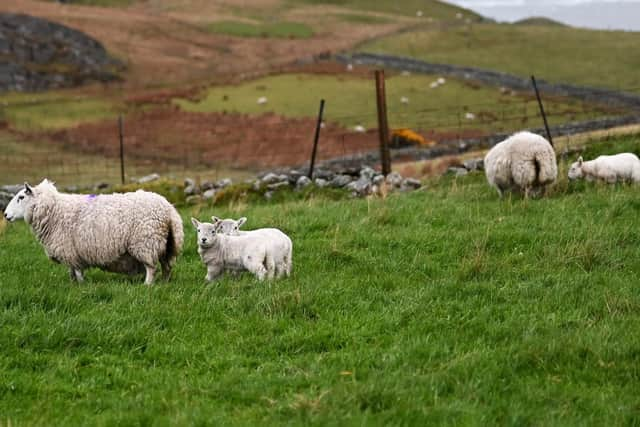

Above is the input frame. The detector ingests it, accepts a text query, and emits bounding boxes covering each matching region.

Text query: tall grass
[1,135,640,425]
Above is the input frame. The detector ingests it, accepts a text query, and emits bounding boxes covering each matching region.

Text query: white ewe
[191,218,290,282]
[212,216,292,278]
[3,179,184,284]
[568,153,640,184]
[484,131,557,197]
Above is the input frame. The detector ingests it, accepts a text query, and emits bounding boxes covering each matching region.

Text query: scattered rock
[447,167,469,177]
[463,158,484,171]
[385,172,403,188]
[0,191,13,210]
[202,189,217,200]
[186,195,203,205]
[261,173,281,185]
[360,167,377,181]
[330,174,353,188]
[1,184,22,194]
[184,183,200,196]
[267,181,290,191]
[347,178,372,196]
[216,178,232,189]
[372,175,385,186]
[264,191,274,201]
[314,178,329,188]
[201,180,215,191]
[402,178,422,190]
[313,169,335,181]
[296,176,312,189]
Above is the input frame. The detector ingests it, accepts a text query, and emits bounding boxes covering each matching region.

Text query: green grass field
[289,0,481,20]
[205,21,314,39]
[177,73,610,131]
[1,92,122,131]
[2,134,640,424]
[359,23,640,90]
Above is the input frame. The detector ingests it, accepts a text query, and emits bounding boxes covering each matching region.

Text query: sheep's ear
[190,217,200,228]
[577,156,583,165]
[237,217,247,228]
[24,182,33,195]
[211,216,221,224]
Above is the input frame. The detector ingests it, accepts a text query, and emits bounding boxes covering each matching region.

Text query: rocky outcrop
[0,13,124,92]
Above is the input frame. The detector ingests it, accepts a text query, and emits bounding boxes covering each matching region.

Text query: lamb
[211,216,292,277]
[568,153,640,183]
[3,179,184,284]
[191,217,291,282]
[484,131,557,197]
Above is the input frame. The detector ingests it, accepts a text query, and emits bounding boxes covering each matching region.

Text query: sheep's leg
[247,261,267,281]
[69,268,84,283]
[160,259,172,281]
[285,253,292,277]
[265,254,276,280]
[206,264,223,282]
[144,265,157,285]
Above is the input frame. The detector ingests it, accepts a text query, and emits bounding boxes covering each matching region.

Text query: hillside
[0,0,480,88]
[358,22,640,90]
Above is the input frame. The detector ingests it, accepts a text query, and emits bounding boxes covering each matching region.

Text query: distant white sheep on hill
[484,131,557,198]
[568,153,640,183]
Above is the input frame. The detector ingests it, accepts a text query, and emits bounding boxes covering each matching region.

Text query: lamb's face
[191,218,218,248]
[3,184,35,222]
[213,216,247,235]
[568,157,584,181]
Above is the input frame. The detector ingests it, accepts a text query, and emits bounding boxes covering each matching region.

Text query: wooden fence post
[375,70,391,175]
[308,99,325,179]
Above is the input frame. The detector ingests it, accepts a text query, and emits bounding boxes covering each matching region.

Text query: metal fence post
[531,75,554,147]
[308,99,325,179]
[118,115,125,185]
[375,70,391,176]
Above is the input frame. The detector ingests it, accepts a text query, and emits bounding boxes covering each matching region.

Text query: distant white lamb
[3,179,184,284]
[212,216,292,277]
[568,153,640,183]
[484,131,557,197]
[191,217,291,282]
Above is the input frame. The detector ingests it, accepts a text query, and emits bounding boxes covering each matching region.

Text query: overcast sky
[444,0,640,31]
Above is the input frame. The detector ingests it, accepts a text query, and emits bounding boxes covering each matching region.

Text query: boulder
[296,176,312,189]
[330,174,352,188]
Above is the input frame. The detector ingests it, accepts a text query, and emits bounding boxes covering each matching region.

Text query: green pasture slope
[1,134,640,424]
[178,73,608,131]
[359,22,640,90]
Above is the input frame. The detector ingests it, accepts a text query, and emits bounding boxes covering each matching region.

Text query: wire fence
[0,78,638,187]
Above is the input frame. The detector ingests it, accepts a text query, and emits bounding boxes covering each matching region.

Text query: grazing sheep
[484,131,557,197]
[212,216,292,277]
[3,179,184,284]
[568,153,640,184]
[191,217,290,282]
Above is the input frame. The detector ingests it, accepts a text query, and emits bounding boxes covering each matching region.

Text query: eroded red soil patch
[47,109,485,170]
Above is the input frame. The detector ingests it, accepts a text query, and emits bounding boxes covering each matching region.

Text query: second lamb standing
[191,216,292,282]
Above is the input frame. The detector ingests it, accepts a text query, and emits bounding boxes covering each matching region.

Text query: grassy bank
[359,23,640,90]
[1,135,640,425]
